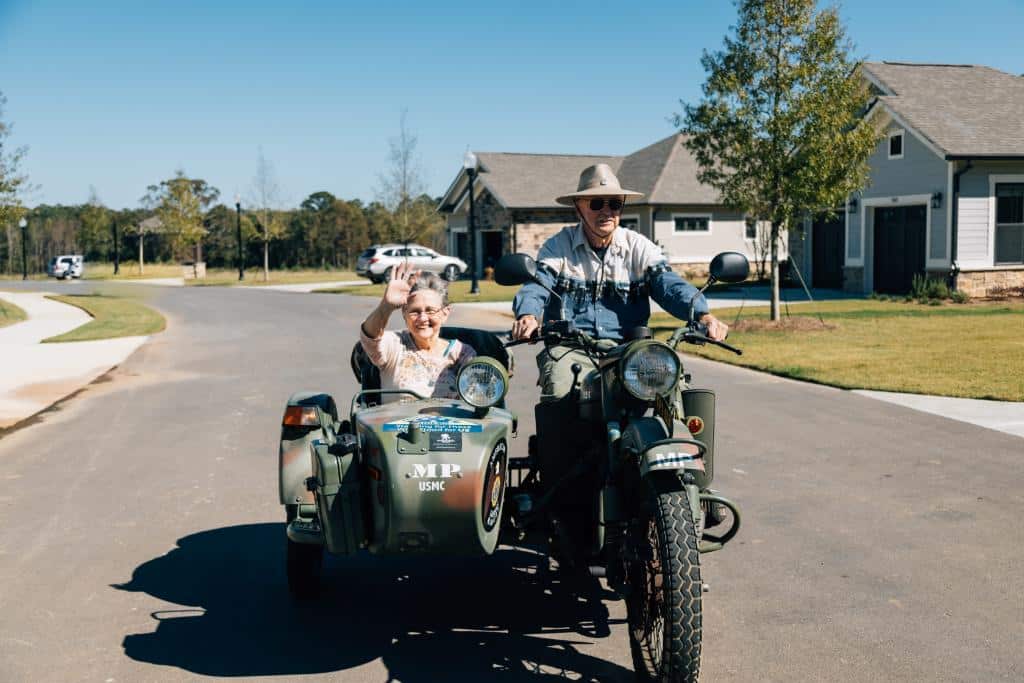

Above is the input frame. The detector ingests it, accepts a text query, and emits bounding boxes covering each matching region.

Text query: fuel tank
[354,399,514,556]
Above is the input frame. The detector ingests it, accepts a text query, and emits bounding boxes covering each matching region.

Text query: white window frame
[887,129,905,160]
[744,217,760,241]
[671,213,712,234]
[989,174,1024,266]
[619,213,640,231]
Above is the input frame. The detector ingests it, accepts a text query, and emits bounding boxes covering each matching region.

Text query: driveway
[0,284,1020,681]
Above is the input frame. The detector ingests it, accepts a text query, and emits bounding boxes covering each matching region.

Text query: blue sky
[1,0,1022,209]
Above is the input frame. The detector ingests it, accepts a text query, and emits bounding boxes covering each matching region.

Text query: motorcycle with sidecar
[277,251,749,683]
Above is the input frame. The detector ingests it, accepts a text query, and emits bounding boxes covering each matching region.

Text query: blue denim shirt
[512,224,709,341]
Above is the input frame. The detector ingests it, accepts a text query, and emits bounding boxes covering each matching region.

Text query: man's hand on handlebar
[512,314,540,341]
[699,313,729,341]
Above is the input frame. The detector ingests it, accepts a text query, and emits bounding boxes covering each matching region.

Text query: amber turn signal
[282,405,320,427]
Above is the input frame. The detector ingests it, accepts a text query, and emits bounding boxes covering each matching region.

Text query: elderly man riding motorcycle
[511,163,728,401]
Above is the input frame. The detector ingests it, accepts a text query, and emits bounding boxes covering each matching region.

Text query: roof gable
[439,134,720,212]
[861,61,1024,157]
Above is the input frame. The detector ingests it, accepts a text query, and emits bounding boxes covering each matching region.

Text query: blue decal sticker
[383,415,483,433]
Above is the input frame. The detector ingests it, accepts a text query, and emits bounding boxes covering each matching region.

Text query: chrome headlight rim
[456,357,509,409]
[619,340,680,401]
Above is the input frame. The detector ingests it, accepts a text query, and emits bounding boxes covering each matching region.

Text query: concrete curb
[0,292,149,429]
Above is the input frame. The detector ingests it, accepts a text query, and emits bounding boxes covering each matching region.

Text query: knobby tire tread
[629,486,702,683]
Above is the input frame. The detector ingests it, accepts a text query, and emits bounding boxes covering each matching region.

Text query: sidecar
[277,327,515,597]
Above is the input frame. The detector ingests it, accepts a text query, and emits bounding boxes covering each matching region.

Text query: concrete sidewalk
[854,390,1024,439]
[0,292,149,428]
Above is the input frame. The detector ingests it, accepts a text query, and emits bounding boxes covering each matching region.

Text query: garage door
[873,205,926,294]
[812,215,845,288]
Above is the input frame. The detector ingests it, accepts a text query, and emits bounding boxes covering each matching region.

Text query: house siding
[956,160,1024,268]
[858,124,948,264]
[652,207,782,271]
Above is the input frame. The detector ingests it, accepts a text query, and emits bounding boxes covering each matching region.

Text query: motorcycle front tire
[626,481,702,683]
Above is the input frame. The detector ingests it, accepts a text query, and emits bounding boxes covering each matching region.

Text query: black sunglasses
[587,198,624,212]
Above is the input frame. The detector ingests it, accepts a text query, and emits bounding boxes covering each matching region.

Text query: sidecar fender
[279,391,338,506]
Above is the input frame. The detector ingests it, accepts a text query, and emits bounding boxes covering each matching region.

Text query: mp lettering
[409,463,462,479]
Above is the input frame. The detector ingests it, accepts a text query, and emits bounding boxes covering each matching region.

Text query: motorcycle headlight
[620,342,679,400]
[457,357,509,409]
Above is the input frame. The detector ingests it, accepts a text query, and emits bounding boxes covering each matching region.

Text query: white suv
[356,244,467,284]
[47,255,84,279]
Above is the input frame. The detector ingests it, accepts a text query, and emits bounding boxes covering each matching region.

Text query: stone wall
[511,209,576,257]
[471,192,508,232]
[955,268,1024,298]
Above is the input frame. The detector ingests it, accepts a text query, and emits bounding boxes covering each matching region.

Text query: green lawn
[317,279,520,303]
[650,300,1024,401]
[81,262,358,286]
[43,294,166,343]
[0,297,28,328]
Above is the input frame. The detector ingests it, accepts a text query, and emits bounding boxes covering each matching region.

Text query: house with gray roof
[438,133,783,279]
[793,61,1024,296]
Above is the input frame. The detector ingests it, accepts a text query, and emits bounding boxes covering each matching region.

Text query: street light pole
[18,217,27,280]
[463,151,480,295]
[112,218,120,275]
[235,195,244,281]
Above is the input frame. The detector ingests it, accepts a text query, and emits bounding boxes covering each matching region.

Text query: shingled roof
[439,134,720,211]
[862,61,1024,158]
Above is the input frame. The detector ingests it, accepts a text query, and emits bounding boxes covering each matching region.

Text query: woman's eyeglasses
[403,307,445,319]
[587,198,624,212]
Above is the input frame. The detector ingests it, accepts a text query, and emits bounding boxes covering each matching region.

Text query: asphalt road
[1,283,1021,682]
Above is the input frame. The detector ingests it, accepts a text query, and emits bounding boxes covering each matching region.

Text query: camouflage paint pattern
[354,399,514,556]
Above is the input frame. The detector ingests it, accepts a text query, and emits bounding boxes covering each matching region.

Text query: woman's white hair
[408,272,450,307]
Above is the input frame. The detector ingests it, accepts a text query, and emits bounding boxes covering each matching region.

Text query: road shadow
[114,523,632,681]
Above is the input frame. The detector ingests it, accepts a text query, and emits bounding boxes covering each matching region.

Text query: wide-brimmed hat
[555,163,644,206]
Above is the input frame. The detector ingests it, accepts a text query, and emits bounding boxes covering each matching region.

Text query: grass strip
[81,262,358,285]
[317,279,520,304]
[43,294,166,343]
[0,297,28,328]
[651,299,1024,401]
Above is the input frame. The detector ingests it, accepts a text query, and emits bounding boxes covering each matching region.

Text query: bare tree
[248,148,285,281]
[376,110,428,243]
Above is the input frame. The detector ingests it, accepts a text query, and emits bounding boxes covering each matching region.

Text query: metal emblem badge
[481,440,507,531]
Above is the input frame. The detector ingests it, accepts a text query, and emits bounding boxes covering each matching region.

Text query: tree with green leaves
[143,171,220,277]
[1,92,33,274]
[679,0,879,320]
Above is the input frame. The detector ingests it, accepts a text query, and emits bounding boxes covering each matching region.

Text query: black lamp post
[463,151,480,295]
[235,194,244,281]
[18,217,27,280]
[112,218,120,275]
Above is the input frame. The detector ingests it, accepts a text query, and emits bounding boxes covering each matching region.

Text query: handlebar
[505,320,742,355]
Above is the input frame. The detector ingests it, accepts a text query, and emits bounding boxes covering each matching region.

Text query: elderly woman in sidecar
[359,262,476,399]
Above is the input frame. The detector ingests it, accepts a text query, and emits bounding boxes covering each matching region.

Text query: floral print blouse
[359,328,476,400]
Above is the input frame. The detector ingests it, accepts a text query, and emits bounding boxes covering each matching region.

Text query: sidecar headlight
[620,343,679,400]
[457,358,509,409]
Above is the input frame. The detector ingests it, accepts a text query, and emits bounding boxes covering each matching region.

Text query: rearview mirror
[708,252,749,284]
[495,253,537,286]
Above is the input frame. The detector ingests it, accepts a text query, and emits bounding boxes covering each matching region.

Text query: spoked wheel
[626,483,702,682]
[286,538,323,599]
[443,264,459,281]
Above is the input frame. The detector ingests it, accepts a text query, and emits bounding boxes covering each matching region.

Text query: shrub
[910,273,950,300]
[951,290,970,304]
